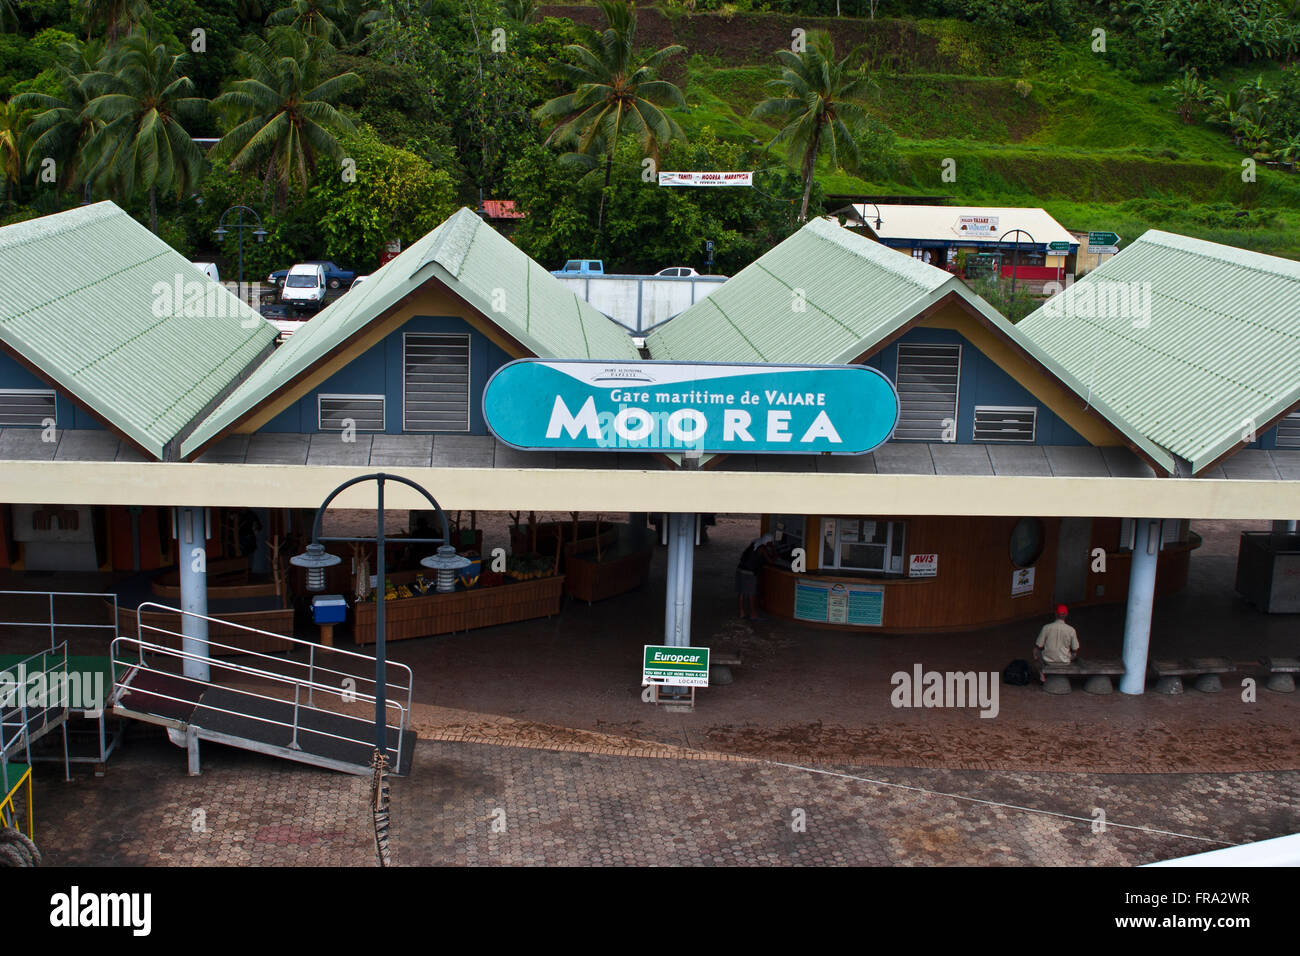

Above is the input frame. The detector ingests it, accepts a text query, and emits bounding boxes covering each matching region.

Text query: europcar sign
[482,360,899,455]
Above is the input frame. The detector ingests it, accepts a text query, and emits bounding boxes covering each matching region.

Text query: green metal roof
[1018,230,1300,474]
[0,202,276,459]
[182,207,638,457]
[647,217,1176,473]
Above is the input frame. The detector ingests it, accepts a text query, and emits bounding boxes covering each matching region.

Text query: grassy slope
[654,13,1300,259]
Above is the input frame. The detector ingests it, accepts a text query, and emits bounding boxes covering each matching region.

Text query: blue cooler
[312,594,347,624]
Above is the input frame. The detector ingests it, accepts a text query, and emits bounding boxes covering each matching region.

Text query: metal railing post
[307,645,315,708]
[290,683,301,751]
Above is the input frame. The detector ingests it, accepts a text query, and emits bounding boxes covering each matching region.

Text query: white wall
[555,275,727,332]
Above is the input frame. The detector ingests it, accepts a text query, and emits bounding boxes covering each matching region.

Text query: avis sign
[482,361,899,455]
[643,645,711,687]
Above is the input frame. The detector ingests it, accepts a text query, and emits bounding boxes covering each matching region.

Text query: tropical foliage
[535,0,686,233]
[211,27,359,208]
[79,28,205,230]
[750,29,874,221]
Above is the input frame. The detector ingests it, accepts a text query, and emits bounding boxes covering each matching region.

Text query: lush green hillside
[543,5,1300,258]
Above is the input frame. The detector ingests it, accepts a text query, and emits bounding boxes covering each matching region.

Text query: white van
[192,262,219,282]
[281,262,327,310]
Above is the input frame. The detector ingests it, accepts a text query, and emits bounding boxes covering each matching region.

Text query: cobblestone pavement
[30,729,1300,866]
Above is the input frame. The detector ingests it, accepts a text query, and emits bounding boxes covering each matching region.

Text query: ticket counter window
[772,515,805,552]
[820,519,905,574]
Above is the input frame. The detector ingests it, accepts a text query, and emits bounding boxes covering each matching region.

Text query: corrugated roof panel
[648,218,947,363]
[647,215,1177,474]
[1019,230,1300,472]
[0,202,277,458]
[182,208,638,456]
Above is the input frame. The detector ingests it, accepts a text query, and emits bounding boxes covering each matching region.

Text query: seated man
[1033,604,1079,682]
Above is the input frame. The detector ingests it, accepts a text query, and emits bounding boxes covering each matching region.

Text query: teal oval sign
[482,360,899,455]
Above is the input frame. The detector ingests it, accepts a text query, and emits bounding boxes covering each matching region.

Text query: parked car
[349,275,370,291]
[551,259,604,277]
[279,263,327,310]
[655,267,699,277]
[267,260,356,290]
[191,261,220,282]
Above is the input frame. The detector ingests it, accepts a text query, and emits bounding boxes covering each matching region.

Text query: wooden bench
[1259,657,1300,693]
[1038,658,1126,695]
[1147,656,1236,694]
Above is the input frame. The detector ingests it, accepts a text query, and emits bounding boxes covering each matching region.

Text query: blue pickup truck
[267,260,357,290]
[550,259,605,277]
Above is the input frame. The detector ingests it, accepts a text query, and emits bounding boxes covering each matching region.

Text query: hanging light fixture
[291,542,343,592]
[420,545,471,593]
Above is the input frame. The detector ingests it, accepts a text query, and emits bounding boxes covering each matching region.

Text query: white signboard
[956,215,1000,238]
[658,171,753,187]
[909,553,938,578]
[1011,566,1035,596]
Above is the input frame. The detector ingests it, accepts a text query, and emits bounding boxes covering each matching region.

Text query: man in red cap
[1033,604,1079,683]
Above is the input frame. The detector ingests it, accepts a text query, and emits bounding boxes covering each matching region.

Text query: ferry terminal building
[0,202,1296,697]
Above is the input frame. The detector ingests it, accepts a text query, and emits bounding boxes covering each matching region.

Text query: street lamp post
[862,202,884,231]
[292,473,467,763]
[214,205,268,304]
[997,228,1036,298]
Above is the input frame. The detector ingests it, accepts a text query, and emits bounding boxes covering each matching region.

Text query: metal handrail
[113,638,407,772]
[0,764,33,838]
[0,641,70,784]
[113,604,412,772]
[111,650,404,767]
[110,636,407,725]
[0,590,118,649]
[135,602,412,703]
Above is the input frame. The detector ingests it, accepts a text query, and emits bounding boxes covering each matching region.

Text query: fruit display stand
[352,568,565,645]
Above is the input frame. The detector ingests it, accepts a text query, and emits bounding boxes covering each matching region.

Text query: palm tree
[0,99,28,202]
[15,40,108,195]
[80,29,206,232]
[80,0,150,42]
[534,0,686,235]
[211,28,360,209]
[750,30,875,222]
[266,0,347,47]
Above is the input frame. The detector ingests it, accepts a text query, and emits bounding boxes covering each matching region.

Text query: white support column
[175,506,211,683]
[663,512,696,648]
[1120,518,1162,695]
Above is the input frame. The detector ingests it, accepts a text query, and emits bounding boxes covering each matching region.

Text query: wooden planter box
[565,547,653,603]
[116,604,295,655]
[510,521,618,571]
[353,573,565,645]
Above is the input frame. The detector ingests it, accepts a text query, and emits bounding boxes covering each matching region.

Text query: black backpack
[1003,659,1033,685]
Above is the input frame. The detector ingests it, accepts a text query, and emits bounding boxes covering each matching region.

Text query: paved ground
[27,727,1299,866]
[7,514,1300,865]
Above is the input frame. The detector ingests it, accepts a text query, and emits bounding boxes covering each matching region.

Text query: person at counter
[737,534,776,620]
